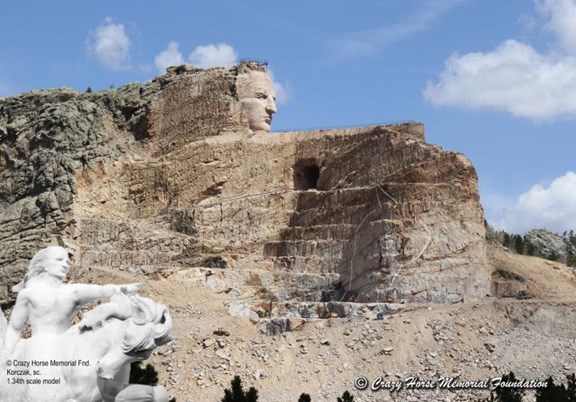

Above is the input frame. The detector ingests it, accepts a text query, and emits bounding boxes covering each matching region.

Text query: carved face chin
[237,70,277,132]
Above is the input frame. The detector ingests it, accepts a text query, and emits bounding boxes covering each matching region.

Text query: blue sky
[1,0,575,234]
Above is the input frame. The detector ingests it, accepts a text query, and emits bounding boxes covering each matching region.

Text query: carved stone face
[237,70,277,132]
[44,247,69,281]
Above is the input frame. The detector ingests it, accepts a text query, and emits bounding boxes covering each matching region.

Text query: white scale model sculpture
[0,246,172,402]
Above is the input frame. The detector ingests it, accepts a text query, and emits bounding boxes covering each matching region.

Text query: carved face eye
[255,93,268,100]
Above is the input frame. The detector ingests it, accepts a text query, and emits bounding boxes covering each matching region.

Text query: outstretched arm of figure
[4,292,29,355]
[70,283,140,306]
[78,301,132,331]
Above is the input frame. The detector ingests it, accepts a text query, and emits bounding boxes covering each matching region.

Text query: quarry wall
[0,64,491,304]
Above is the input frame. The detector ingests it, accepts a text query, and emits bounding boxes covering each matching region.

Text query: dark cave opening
[293,159,320,190]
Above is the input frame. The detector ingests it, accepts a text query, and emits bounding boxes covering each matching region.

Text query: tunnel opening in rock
[294,159,320,190]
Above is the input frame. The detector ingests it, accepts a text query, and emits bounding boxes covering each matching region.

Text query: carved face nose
[266,98,277,115]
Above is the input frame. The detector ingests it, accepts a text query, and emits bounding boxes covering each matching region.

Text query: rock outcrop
[526,228,575,262]
[0,63,490,304]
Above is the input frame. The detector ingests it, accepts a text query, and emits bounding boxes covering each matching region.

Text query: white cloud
[489,172,576,234]
[424,0,576,121]
[537,0,576,55]
[188,43,238,68]
[87,18,132,71]
[329,0,465,61]
[424,40,576,120]
[155,41,184,73]
[268,68,293,105]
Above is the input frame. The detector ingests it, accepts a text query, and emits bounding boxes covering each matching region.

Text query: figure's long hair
[12,246,67,292]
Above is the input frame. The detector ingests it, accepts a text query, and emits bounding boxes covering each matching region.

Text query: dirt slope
[71,243,576,402]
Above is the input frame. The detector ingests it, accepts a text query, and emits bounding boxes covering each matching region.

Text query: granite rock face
[0,63,491,304]
[0,89,124,300]
[526,228,575,262]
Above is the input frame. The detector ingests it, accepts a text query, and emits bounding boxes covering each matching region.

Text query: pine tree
[566,373,576,402]
[514,235,524,255]
[337,391,354,402]
[563,230,576,246]
[564,230,576,267]
[129,362,159,386]
[492,372,525,402]
[503,233,511,248]
[535,377,566,401]
[222,376,259,402]
[298,394,311,402]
